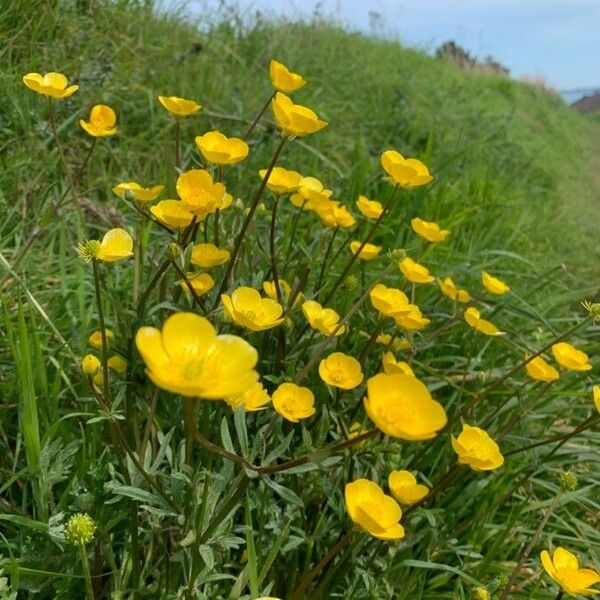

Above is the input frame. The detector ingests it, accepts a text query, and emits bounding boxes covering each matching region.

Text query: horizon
[168,0,600,93]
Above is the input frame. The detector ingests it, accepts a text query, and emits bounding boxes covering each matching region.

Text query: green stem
[283,200,307,274]
[315,226,339,295]
[211,135,288,310]
[91,259,110,403]
[79,543,95,600]
[269,195,282,303]
[175,119,181,170]
[243,90,276,139]
[133,220,142,305]
[183,398,197,466]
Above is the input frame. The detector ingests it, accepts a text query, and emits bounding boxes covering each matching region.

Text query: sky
[181,0,600,93]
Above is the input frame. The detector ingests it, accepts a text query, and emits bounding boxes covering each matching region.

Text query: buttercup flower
[348,421,368,441]
[22,72,78,99]
[182,272,215,295]
[258,166,303,194]
[552,342,592,372]
[594,385,600,413]
[302,300,345,336]
[65,513,96,546]
[81,354,101,376]
[481,271,510,295]
[190,243,230,269]
[77,229,133,262]
[540,547,600,597]
[290,177,333,210]
[525,355,560,382]
[263,279,303,306]
[369,284,411,319]
[318,352,363,389]
[315,201,356,228]
[388,470,429,505]
[80,105,118,137]
[195,130,249,165]
[89,329,114,350]
[394,304,430,331]
[269,59,306,92]
[150,200,194,229]
[271,92,327,136]
[272,383,315,422]
[135,312,258,398]
[411,218,450,242]
[107,355,127,375]
[112,181,164,202]
[349,241,381,261]
[380,150,433,188]
[344,479,404,540]
[399,257,434,284]
[158,95,201,117]
[376,333,392,345]
[382,352,414,376]
[356,195,384,219]
[364,373,447,440]
[226,381,271,412]
[222,287,284,331]
[464,307,503,336]
[452,424,504,471]
[438,277,471,303]
[176,169,231,218]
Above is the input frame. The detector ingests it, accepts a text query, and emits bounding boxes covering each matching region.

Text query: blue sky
[183,0,600,91]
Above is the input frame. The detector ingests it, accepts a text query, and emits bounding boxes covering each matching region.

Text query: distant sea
[560,88,600,104]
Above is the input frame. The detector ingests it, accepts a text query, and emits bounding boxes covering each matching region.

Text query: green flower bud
[558,471,578,491]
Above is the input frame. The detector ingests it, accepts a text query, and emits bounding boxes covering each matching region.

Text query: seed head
[66,513,96,546]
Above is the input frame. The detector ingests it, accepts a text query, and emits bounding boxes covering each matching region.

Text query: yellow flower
[380,150,433,188]
[225,381,271,412]
[262,279,303,306]
[107,355,127,375]
[290,177,333,209]
[344,479,404,540]
[112,181,164,202]
[451,424,504,471]
[369,283,411,319]
[176,169,231,219]
[258,166,303,194]
[222,287,284,331]
[348,421,368,441]
[78,229,133,262]
[540,547,600,596]
[182,272,214,295]
[356,195,384,219]
[135,312,258,398]
[411,217,450,242]
[474,588,490,600]
[65,513,96,546]
[364,373,447,440]
[81,354,101,376]
[349,241,381,261]
[302,300,345,336]
[525,355,560,382]
[552,342,592,372]
[22,71,78,99]
[269,59,306,92]
[271,92,327,137]
[318,352,363,389]
[315,201,356,229]
[158,95,201,117]
[376,333,392,345]
[399,257,434,284]
[80,105,118,137]
[150,200,194,229]
[190,243,230,269]
[89,329,114,350]
[481,271,510,295]
[382,352,414,376]
[594,385,600,413]
[272,382,315,422]
[394,304,430,331]
[464,307,503,336]
[438,277,471,303]
[195,130,249,165]
[388,470,428,505]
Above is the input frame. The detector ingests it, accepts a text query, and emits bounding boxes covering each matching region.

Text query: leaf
[264,479,304,508]
[233,407,249,457]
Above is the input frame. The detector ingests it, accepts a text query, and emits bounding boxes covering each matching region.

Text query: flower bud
[81,354,101,376]
[558,471,578,491]
[388,248,406,261]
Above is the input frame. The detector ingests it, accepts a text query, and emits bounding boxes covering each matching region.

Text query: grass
[0,0,599,598]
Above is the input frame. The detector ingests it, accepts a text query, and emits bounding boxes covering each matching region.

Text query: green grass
[0,0,599,598]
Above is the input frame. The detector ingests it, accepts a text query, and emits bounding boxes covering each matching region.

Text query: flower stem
[498,493,562,600]
[243,90,276,139]
[212,135,288,309]
[315,226,339,294]
[269,195,282,302]
[91,259,110,403]
[174,119,181,170]
[79,542,95,600]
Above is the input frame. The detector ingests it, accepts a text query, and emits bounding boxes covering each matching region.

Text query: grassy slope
[1,1,599,598]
